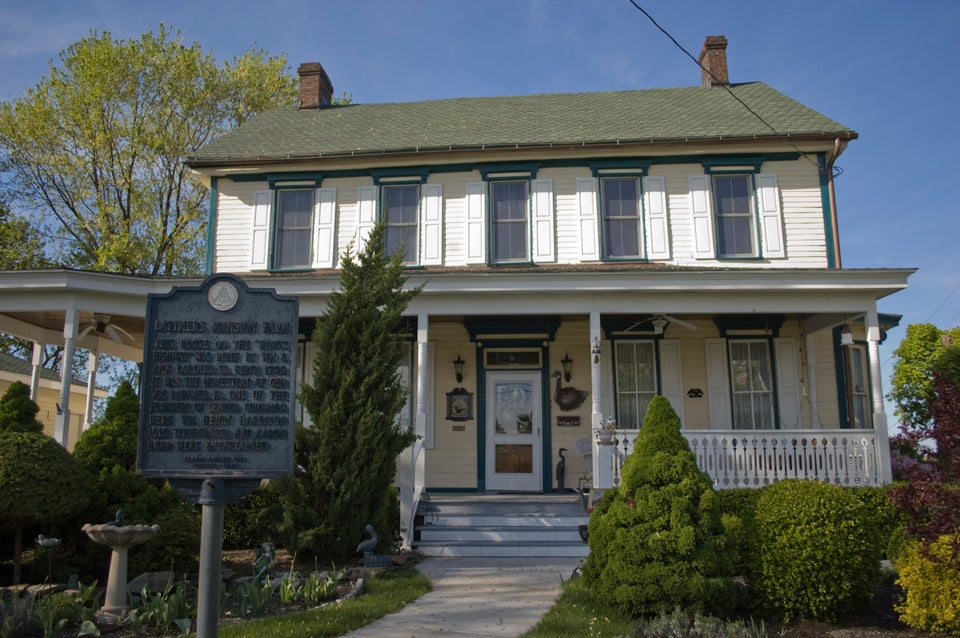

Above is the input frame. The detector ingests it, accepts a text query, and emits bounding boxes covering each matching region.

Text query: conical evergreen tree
[280,222,420,560]
[0,380,44,434]
[583,396,734,617]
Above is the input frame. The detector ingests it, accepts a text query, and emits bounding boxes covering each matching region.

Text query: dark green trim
[371,167,431,184]
[475,351,485,491]
[464,316,562,342]
[714,315,785,337]
[588,159,651,176]
[725,335,782,430]
[204,177,218,275]
[478,162,542,180]
[832,326,851,428]
[541,349,553,492]
[221,152,802,186]
[266,173,325,187]
[700,156,767,174]
[819,153,837,269]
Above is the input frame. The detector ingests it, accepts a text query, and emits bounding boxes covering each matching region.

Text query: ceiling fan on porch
[78,314,134,344]
[626,314,699,335]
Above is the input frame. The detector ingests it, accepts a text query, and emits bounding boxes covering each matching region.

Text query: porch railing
[607,429,883,488]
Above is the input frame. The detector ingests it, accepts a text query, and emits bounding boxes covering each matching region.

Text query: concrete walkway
[343,557,583,637]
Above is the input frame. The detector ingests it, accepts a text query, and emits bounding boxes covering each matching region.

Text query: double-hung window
[491,181,529,263]
[713,175,755,258]
[274,189,314,269]
[601,177,642,258]
[728,339,775,429]
[843,344,871,428]
[383,184,419,264]
[614,341,658,429]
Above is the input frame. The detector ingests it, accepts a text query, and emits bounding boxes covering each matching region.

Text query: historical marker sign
[137,274,298,479]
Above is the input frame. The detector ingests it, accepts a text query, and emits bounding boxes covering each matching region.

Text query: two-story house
[0,37,912,553]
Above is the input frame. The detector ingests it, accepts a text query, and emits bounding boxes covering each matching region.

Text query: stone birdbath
[82,522,161,625]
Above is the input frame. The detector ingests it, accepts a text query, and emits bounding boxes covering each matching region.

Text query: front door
[485,371,542,492]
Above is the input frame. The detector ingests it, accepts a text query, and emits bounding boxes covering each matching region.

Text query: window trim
[612,339,661,429]
[272,187,315,271]
[381,183,421,266]
[488,179,532,265]
[726,336,780,430]
[600,175,645,260]
[712,174,758,259]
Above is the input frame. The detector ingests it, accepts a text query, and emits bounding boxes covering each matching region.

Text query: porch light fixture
[840,323,854,347]
[651,317,668,335]
[591,337,601,364]
[561,353,573,382]
[453,354,465,383]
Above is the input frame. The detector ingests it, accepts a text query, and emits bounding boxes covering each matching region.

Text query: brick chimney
[697,36,729,87]
[298,62,333,109]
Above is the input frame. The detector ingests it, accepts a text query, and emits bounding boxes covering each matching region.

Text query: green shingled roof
[187,82,856,165]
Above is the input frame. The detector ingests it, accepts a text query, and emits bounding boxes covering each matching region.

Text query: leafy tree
[72,380,140,472]
[0,431,89,583]
[277,223,420,561]
[0,380,44,434]
[583,396,734,617]
[889,323,960,450]
[0,25,297,275]
[0,200,50,270]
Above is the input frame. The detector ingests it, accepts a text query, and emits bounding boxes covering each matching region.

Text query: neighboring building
[0,351,109,449]
[0,36,912,548]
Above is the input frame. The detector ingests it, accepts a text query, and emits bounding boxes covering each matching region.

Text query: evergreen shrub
[582,396,734,617]
[895,534,960,634]
[753,479,881,621]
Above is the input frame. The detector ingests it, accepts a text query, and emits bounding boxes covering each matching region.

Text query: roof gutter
[826,138,847,268]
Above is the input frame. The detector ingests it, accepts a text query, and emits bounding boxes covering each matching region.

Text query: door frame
[484,370,544,492]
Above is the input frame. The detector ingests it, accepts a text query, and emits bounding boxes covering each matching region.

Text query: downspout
[826,138,846,269]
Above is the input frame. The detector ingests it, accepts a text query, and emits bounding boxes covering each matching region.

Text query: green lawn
[522,575,635,638]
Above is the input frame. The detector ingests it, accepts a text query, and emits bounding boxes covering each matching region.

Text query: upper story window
[601,177,642,259]
[491,181,529,263]
[274,189,314,269]
[383,184,419,264]
[713,175,755,258]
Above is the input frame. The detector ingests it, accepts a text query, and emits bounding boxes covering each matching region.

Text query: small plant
[303,568,342,606]
[896,534,960,634]
[32,593,73,638]
[234,579,274,617]
[633,608,767,638]
[278,561,303,607]
[0,591,36,638]
[129,579,193,635]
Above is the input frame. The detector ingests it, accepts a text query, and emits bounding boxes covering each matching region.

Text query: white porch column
[30,341,44,401]
[804,333,820,428]
[400,314,429,550]
[84,350,99,431]
[866,308,893,483]
[55,308,79,448]
[589,311,614,488]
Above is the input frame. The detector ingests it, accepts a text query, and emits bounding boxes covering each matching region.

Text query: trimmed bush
[896,534,960,634]
[753,479,882,622]
[583,396,734,617]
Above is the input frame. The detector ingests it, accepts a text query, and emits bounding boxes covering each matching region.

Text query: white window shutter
[705,338,732,428]
[689,175,715,259]
[643,176,670,260]
[576,177,600,260]
[356,186,376,254]
[775,338,801,428]
[659,339,684,424]
[600,340,614,418]
[465,181,486,264]
[420,184,443,266]
[250,190,272,270]
[531,179,555,263]
[311,187,337,269]
[756,174,786,259]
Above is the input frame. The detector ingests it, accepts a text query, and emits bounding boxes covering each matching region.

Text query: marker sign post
[137,274,298,638]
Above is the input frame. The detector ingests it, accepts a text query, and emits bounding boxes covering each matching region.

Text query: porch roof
[0,266,913,362]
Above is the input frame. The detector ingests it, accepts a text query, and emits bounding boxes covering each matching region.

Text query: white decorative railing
[607,429,883,488]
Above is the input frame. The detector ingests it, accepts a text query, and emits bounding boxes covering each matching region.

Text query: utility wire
[626,0,827,174]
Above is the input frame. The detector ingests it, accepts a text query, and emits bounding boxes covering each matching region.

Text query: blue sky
[1,0,958,423]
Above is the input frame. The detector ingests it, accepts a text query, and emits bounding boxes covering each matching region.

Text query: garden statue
[252,542,275,585]
[556,447,567,492]
[357,524,390,567]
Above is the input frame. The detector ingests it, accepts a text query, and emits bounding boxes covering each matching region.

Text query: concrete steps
[414,493,590,558]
